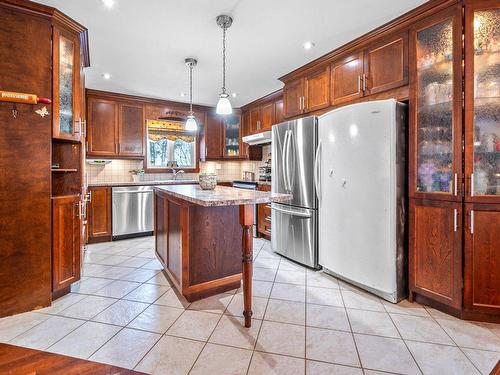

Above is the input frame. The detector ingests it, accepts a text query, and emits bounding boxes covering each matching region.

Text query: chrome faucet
[171,168,185,180]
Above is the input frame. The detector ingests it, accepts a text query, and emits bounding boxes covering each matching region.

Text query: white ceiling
[37,0,427,107]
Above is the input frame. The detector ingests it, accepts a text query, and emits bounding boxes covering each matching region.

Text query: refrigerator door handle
[271,205,311,218]
[287,130,295,191]
[314,140,322,201]
[282,130,290,191]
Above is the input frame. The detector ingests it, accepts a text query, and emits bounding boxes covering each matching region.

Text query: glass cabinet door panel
[472,9,500,196]
[59,36,75,136]
[415,19,455,194]
[223,115,241,157]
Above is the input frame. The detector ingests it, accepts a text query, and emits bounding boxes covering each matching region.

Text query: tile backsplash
[87,159,265,184]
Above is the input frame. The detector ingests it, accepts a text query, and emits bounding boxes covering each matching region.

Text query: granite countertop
[88,179,268,188]
[154,185,291,207]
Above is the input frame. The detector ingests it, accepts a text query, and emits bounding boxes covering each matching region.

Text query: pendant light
[215,15,233,115]
[184,58,198,131]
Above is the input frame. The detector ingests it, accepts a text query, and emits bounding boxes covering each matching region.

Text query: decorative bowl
[199,174,217,190]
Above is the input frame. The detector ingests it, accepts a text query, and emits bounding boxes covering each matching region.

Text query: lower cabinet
[257,184,272,238]
[52,195,81,293]
[87,186,112,243]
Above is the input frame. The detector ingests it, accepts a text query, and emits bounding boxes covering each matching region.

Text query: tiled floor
[0,236,499,374]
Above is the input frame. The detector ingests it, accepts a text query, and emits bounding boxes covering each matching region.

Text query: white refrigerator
[316,99,406,303]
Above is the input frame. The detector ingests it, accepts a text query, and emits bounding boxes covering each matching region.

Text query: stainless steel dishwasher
[112,186,154,239]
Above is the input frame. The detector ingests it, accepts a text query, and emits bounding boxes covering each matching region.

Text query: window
[146,120,197,170]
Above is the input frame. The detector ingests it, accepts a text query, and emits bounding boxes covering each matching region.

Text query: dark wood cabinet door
[205,113,223,159]
[409,199,462,309]
[283,78,304,118]
[330,52,364,106]
[88,187,112,242]
[305,66,330,112]
[464,204,500,316]
[119,103,144,157]
[87,97,118,156]
[260,102,274,131]
[52,195,81,292]
[364,32,408,95]
[249,107,261,134]
[274,99,284,124]
[155,193,167,265]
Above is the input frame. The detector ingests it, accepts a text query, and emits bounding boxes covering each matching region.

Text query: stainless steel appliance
[271,116,319,268]
[232,180,258,237]
[112,186,154,239]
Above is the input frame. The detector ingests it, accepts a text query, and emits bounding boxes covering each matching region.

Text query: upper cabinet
[86,92,144,158]
[283,77,305,118]
[222,114,243,158]
[409,6,463,202]
[52,27,83,142]
[243,91,284,136]
[330,52,365,106]
[204,112,223,160]
[465,1,500,204]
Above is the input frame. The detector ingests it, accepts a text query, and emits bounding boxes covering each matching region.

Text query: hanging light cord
[222,25,227,94]
[189,63,193,115]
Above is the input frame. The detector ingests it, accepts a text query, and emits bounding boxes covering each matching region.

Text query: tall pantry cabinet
[409,1,499,322]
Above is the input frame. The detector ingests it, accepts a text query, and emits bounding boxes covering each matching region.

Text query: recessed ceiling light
[102,0,115,8]
[303,41,315,50]
[102,73,111,80]
[231,92,237,98]
[180,92,186,97]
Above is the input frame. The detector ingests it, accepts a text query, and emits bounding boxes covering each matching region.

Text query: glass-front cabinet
[466,3,500,203]
[222,114,242,158]
[410,7,462,201]
[53,27,82,142]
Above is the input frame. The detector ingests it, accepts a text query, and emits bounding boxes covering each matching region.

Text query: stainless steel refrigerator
[271,116,319,268]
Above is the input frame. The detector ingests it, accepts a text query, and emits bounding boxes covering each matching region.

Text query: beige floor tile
[307,286,343,307]
[306,304,350,332]
[347,309,399,338]
[0,312,49,343]
[92,300,149,326]
[128,304,183,333]
[462,348,500,375]
[37,293,86,315]
[253,266,278,281]
[59,295,117,320]
[118,257,151,268]
[140,259,164,271]
[137,249,156,258]
[92,265,134,280]
[124,283,170,303]
[279,259,305,272]
[120,268,160,283]
[167,310,220,341]
[248,280,274,298]
[135,335,204,375]
[248,352,305,375]
[256,320,305,357]
[47,321,121,359]
[117,247,150,257]
[254,257,280,270]
[187,293,234,314]
[383,300,430,317]
[145,272,172,286]
[225,294,268,320]
[341,289,384,312]
[93,280,141,298]
[407,340,480,375]
[71,277,113,294]
[483,322,500,338]
[82,264,112,277]
[270,283,306,302]
[209,316,261,350]
[306,327,360,367]
[10,316,84,350]
[264,299,305,325]
[306,271,340,289]
[306,360,362,375]
[190,343,252,375]
[90,328,160,369]
[275,270,306,285]
[391,314,454,345]
[154,288,190,309]
[354,333,420,375]
[437,318,500,351]
[96,255,133,266]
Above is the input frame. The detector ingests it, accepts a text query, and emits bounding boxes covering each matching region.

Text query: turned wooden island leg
[239,204,254,328]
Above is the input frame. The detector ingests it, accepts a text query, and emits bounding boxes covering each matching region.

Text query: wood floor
[0,344,144,374]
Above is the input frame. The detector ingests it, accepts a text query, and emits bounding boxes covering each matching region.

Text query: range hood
[242,131,272,145]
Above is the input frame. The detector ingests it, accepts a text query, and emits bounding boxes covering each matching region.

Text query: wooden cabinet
[330,52,364,106]
[305,66,331,111]
[464,204,500,316]
[274,99,284,124]
[409,199,462,310]
[87,94,144,158]
[52,195,81,293]
[257,184,272,238]
[260,102,274,131]
[204,112,223,159]
[222,114,243,158]
[242,91,284,137]
[249,107,261,134]
[283,78,305,118]
[87,187,112,243]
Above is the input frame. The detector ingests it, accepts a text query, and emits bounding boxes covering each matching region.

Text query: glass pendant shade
[185,114,197,131]
[216,93,232,115]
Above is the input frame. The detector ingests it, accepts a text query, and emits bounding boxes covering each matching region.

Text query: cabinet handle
[86,191,92,203]
[82,119,87,138]
[357,75,362,93]
[77,201,82,219]
[470,210,474,234]
[74,118,81,134]
[454,173,458,196]
[470,173,474,197]
[302,96,306,110]
[118,143,121,154]
[453,208,458,232]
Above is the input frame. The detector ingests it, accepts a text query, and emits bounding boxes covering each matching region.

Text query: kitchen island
[154,185,291,327]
